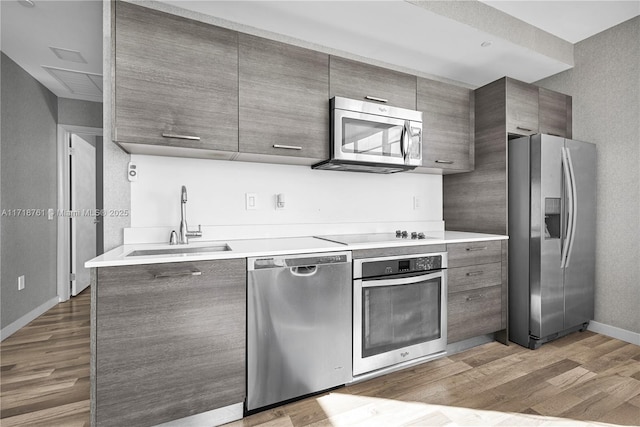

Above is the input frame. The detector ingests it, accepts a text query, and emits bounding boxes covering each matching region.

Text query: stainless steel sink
[126,244,232,257]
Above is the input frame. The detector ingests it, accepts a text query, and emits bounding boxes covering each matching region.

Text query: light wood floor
[2,287,639,426]
[1,288,90,427]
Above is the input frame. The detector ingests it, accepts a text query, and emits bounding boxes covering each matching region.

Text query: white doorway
[70,134,96,296]
[57,125,103,301]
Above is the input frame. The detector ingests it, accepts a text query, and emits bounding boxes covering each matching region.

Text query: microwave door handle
[402,121,410,162]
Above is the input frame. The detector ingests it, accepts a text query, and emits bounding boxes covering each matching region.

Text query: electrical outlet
[245,193,258,210]
[18,275,25,291]
[413,196,421,210]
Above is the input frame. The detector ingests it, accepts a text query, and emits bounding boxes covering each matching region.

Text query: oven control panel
[360,254,443,279]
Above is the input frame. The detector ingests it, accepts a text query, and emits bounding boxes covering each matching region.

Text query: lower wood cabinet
[448,285,502,344]
[446,240,507,344]
[91,259,246,427]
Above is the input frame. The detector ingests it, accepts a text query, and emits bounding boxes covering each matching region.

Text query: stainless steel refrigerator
[508,134,596,349]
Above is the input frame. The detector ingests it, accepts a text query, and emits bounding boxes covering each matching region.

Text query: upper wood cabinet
[539,87,572,138]
[329,56,417,110]
[93,259,246,426]
[238,34,329,163]
[113,2,238,157]
[506,77,539,136]
[417,78,474,173]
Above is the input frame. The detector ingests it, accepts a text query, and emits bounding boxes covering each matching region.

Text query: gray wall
[58,98,103,129]
[537,16,640,334]
[1,53,58,329]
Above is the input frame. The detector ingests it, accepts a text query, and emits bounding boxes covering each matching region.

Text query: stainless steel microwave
[313,96,423,173]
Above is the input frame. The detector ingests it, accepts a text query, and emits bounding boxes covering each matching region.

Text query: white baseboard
[588,321,640,345]
[154,402,243,427]
[0,297,59,341]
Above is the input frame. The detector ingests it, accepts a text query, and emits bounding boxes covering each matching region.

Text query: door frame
[57,125,103,302]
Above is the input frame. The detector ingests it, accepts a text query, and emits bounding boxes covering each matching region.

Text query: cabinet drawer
[447,284,502,343]
[447,240,502,267]
[448,262,501,293]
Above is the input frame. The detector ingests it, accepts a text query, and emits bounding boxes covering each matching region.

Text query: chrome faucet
[178,185,202,244]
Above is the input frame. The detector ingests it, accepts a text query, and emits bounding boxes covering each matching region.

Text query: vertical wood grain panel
[444,79,507,234]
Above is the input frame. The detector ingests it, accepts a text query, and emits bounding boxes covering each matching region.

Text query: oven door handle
[361,271,444,288]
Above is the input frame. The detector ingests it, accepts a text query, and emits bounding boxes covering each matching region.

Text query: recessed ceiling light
[17,0,35,7]
[481,41,492,48]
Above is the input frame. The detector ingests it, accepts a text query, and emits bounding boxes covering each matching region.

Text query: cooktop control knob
[401,230,408,238]
[418,232,426,239]
[395,230,402,237]
[411,232,418,239]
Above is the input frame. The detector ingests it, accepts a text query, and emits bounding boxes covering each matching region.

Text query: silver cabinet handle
[154,269,202,279]
[465,246,487,252]
[465,270,484,277]
[273,144,302,150]
[435,160,454,164]
[162,133,201,141]
[466,293,484,301]
[364,96,388,103]
[516,126,532,132]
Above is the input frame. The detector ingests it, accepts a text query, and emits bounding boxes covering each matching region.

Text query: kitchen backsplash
[127,154,444,242]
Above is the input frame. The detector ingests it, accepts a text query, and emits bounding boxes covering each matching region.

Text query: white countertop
[86,231,507,268]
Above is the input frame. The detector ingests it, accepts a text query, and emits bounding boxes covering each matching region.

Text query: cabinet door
[114,2,238,153]
[329,56,417,109]
[239,34,329,161]
[539,87,571,138]
[506,78,539,136]
[94,259,246,427]
[417,78,473,172]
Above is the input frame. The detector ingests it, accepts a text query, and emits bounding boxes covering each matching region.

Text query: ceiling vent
[50,47,87,64]
[42,66,103,98]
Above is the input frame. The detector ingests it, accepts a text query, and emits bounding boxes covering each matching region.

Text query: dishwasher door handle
[290,266,318,277]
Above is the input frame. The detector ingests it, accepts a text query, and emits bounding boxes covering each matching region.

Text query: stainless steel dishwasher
[247,251,352,411]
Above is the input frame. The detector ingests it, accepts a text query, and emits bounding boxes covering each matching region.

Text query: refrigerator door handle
[560,147,573,269]
[565,147,578,268]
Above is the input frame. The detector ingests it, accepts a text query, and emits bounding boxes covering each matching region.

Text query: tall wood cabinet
[113,2,238,158]
[443,77,572,235]
[91,259,246,427]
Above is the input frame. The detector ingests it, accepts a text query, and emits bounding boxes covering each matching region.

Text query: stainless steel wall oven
[353,252,447,379]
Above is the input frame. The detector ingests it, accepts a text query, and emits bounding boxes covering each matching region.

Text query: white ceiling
[1,0,638,102]
[480,0,640,43]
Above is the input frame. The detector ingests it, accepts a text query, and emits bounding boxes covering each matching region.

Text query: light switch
[246,193,258,210]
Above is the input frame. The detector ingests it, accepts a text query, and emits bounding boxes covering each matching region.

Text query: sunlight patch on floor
[316,392,617,426]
